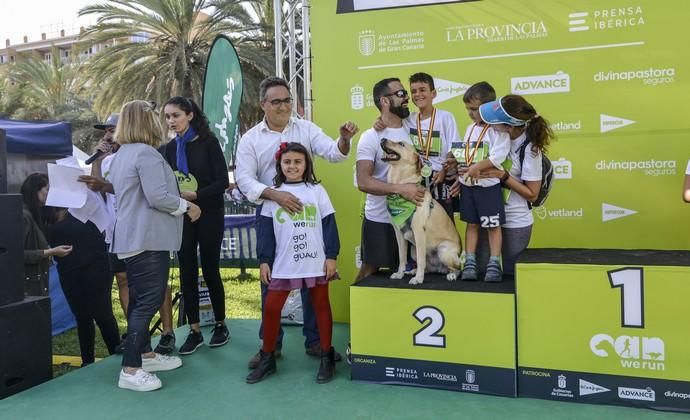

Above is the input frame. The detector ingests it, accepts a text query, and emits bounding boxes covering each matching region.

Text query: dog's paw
[409,275,424,285]
[446,272,458,282]
[390,271,405,280]
[403,268,417,276]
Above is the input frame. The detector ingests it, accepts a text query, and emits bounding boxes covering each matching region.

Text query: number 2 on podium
[412,306,446,348]
[608,267,644,328]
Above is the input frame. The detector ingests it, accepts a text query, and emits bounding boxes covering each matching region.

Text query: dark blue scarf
[175,126,197,175]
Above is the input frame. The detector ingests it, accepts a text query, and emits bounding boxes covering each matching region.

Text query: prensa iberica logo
[568,6,645,32]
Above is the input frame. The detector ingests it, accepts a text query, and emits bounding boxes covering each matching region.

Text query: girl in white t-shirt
[477,95,554,276]
[247,142,340,385]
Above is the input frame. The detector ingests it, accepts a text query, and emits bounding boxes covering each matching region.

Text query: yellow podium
[517,249,690,411]
[350,273,517,396]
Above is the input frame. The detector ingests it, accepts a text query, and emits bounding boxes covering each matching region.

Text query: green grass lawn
[52,268,261,377]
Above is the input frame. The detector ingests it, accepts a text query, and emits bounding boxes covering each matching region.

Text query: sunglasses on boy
[384,89,408,99]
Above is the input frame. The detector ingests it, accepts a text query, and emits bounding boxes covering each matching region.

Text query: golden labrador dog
[381,138,463,285]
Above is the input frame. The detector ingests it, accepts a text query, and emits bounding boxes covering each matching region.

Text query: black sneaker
[114,334,127,354]
[208,322,230,347]
[153,333,176,355]
[178,330,204,355]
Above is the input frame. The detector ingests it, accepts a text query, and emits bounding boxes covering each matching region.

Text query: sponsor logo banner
[511,71,570,95]
[600,114,635,133]
[601,203,637,222]
[594,67,675,86]
[579,379,611,396]
[358,29,425,56]
[552,158,572,179]
[568,6,646,32]
[446,21,548,43]
[534,206,583,220]
[595,159,676,177]
[618,386,656,402]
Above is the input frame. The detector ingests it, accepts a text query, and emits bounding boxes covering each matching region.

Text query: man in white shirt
[235,76,358,368]
[355,77,425,283]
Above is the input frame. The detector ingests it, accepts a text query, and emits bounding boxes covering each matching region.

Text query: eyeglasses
[266,97,293,107]
[384,89,408,99]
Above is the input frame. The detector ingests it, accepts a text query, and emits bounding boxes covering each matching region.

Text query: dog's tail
[438,241,462,271]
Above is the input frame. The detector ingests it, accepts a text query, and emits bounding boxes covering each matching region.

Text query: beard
[390,103,410,119]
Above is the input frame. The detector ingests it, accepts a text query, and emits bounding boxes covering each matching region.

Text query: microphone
[85,150,105,165]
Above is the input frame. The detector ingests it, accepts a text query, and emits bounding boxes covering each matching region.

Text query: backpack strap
[517,139,533,210]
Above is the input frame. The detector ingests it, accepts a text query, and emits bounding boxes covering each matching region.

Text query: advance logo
[602,203,637,222]
[600,114,635,133]
[511,71,570,95]
[579,379,610,396]
[618,387,656,402]
[552,158,572,179]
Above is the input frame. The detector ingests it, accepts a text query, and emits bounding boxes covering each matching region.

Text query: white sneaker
[118,369,162,392]
[142,353,183,372]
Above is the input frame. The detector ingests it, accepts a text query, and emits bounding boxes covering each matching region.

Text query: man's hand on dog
[259,263,271,285]
[397,183,426,204]
[274,191,303,214]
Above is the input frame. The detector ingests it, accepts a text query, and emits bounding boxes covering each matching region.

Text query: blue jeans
[121,251,169,367]
[258,283,319,349]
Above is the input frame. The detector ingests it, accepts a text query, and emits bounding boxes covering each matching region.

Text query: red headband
[274,142,288,160]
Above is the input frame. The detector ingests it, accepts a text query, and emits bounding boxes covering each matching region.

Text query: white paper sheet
[46,163,88,208]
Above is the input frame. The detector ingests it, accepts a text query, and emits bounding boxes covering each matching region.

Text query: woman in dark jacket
[20,173,72,296]
[163,97,230,354]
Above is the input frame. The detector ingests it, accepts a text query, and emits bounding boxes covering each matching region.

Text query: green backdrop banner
[202,35,243,167]
[311,0,690,322]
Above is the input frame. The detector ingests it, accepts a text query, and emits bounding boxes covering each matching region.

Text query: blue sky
[1,0,95,44]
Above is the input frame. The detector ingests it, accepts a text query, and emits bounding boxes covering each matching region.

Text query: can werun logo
[590,334,665,371]
[594,67,675,86]
[568,6,645,32]
[602,203,637,222]
[511,71,570,95]
[618,387,656,402]
[579,379,611,396]
[600,114,635,133]
[358,30,376,56]
[446,20,548,43]
[552,158,572,179]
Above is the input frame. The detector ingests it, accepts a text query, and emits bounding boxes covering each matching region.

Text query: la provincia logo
[602,203,637,222]
[446,20,548,43]
[568,6,645,32]
[600,114,635,133]
[511,71,570,95]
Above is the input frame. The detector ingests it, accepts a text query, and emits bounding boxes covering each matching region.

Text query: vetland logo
[446,20,548,43]
[590,333,665,371]
[596,159,676,177]
[600,114,635,133]
[511,71,570,95]
[552,158,572,180]
[551,120,581,133]
[579,379,611,396]
[602,203,637,222]
[594,67,675,86]
[568,6,645,32]
[534,206,583,220]
[618,387,656,402]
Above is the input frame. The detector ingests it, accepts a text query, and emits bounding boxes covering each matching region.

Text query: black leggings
[58,260,120,364]
[179,207,226,325]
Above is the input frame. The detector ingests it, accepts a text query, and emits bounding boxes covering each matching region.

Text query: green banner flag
[202,35,243,167]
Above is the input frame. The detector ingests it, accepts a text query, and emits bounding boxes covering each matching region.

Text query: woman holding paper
[20,173,72,296]
[108,100,200,392]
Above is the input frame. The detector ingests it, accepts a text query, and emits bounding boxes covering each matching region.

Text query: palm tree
[79,0,274,128]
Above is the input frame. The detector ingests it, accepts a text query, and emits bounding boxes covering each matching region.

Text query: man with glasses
[235,76,358,369]
[355,78,425,283]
